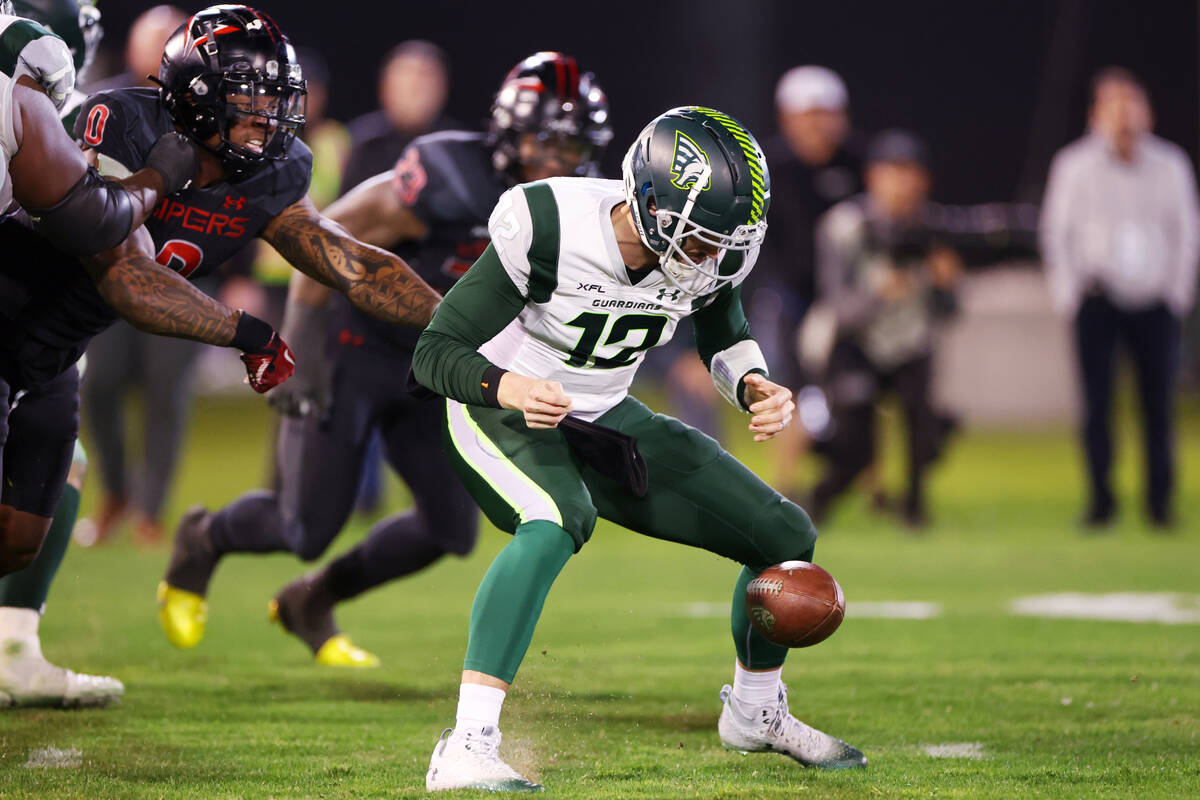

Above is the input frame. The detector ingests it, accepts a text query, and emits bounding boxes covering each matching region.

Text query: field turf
[2,391,1198,798]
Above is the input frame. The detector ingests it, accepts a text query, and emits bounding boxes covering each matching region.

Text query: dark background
[95,0,1199,204]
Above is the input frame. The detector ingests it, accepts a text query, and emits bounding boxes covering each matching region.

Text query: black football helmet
[488,51,612,181]
[157,5,305,182]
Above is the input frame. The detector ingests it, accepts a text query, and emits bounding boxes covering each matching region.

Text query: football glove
[231,312,295,393]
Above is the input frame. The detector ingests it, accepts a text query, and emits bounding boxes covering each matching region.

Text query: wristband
[230,311,274,353]
[480,365,506,408]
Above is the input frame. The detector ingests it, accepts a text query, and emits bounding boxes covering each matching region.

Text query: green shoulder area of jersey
[0,18,52,79]
[521,181,561,304]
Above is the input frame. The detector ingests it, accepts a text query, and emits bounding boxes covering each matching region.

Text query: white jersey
[0,14,76,211]
[480,177,758,420]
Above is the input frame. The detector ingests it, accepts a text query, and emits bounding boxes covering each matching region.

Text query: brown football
[745,561,845,647]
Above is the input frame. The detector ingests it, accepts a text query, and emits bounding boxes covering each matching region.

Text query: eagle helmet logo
[668,130,711,192]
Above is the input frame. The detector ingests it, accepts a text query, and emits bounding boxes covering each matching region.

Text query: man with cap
[749,66,864,498]
[807,129,962,527]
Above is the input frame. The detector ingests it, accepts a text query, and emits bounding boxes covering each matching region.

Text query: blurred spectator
[87,4,184,90]
[79,4,198,546]
[340,40,450,193]
[808,130,963,528]
[1039,67,1200,529]
[747,66,863,497]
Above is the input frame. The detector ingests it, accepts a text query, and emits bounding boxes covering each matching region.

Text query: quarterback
[413,106,866,791]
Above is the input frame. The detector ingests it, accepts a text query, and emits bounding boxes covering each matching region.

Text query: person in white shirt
[1040,66,1200,529]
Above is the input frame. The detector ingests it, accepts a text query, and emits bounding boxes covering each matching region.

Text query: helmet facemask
[653,178,767,293]
[158,7,307,183]
[489,52,612,182]
[210,67,306,179]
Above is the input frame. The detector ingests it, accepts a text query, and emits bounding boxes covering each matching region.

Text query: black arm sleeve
[27,167,134,255]
[411,243,527,406]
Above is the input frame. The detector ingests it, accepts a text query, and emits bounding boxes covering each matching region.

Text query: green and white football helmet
[622,105,770,294]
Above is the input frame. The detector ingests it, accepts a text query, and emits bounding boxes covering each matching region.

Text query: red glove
[231,312,295,393]
[240,332,295,393]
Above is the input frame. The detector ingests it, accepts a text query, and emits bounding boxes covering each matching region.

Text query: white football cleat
[0,635,124,709]
[718,683,866,769]
[425,726,543,792]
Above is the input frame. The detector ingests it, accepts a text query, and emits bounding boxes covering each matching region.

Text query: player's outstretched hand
[241,332,296,393]
[230,312,296,393]
[499,373,573,429]
[744,373,794,442]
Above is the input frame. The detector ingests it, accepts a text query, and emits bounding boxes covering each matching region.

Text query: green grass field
[2,390,1198,799]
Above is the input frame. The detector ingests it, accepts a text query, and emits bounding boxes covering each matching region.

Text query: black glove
[559,416,648,498]
[267,296,335,422]
[144,131,199,195]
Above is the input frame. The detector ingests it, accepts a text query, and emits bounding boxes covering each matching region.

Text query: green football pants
[444,396,817,681]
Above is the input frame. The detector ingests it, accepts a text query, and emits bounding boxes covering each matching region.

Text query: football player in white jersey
[413,106,865,792]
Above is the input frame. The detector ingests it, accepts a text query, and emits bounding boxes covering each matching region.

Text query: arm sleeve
[693,284,768,411]
[411,242,527,405]
[693,282,752,368]
[1038,148,1082,316]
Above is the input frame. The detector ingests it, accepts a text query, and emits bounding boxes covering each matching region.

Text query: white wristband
[710,339,768,411]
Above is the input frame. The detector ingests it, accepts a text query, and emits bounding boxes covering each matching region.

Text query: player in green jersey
[412,106,865,792]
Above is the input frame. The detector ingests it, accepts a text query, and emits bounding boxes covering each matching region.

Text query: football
[745,561,846,647]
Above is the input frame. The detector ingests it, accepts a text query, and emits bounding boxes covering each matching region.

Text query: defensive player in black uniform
[2,2,438,662]
[158,52,612,666]
[137,5,441,657]
[0,0,306,707]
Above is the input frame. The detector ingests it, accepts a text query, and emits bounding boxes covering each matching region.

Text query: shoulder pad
[2,18,75,111]
[74,88,165,174]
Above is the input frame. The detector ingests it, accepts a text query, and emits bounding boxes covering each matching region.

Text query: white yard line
[1010,593,1200,624]
[924,742,985,759]
[24,747,82,768]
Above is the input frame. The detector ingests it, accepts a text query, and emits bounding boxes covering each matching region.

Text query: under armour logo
[656,288,681,301]
[223,195,246,210]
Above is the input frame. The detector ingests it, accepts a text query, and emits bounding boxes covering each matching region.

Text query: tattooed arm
[82,225,240,345]
[260,195,440,327]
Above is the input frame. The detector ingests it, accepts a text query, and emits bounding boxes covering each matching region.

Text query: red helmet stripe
[249,7,280,45]
[553,55,565,99]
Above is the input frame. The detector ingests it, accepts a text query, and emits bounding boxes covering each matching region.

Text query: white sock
[732,661,782,710]
[0,606,40,640]
[455,683,507,730]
